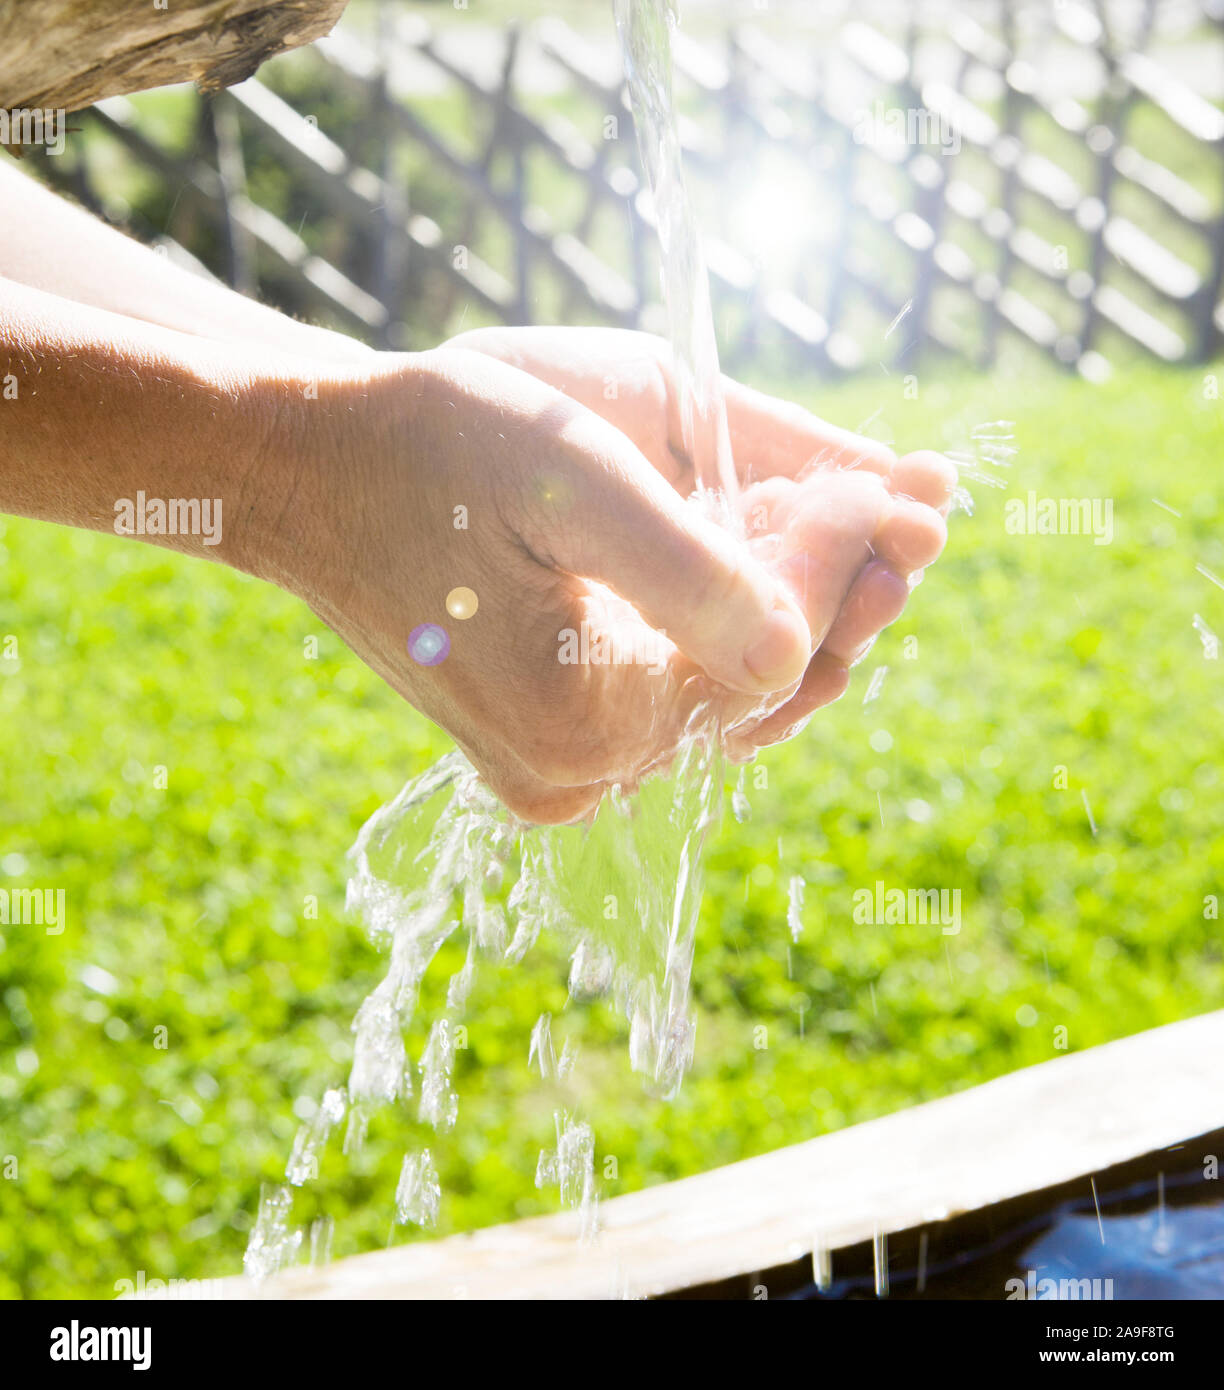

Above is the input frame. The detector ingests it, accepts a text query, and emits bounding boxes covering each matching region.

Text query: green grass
[1,359,1222,1298]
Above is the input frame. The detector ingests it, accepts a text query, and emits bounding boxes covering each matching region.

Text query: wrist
[223,349,434,600]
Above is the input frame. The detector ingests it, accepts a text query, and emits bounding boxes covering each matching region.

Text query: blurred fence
[26,0,1224,379]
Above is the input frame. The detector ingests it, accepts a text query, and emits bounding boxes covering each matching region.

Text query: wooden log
[0,0,350,113]
[208,1008,1224,1300]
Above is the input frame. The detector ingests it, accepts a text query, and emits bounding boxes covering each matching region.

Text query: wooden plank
[0,0,348,113]
[214,1008,1224,1300]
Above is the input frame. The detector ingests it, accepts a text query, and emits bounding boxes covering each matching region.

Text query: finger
[721,375,897,484]
[531,400,812,696]
[771,470,893,646]
[821,560,910,664]
[891,450,959,514]
[725,650,850,759]
[740,476,800,542]
[872,498,948,573]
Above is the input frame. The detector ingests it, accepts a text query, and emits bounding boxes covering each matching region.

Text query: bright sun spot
[729,167,832,272]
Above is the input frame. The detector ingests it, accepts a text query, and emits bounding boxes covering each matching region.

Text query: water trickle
[394,1150,441,1229]
[1197,562,1224,593]
[787,874,805,942]
[286,1087,345,1187]
[308,1214,333,1267]
[884,300,914,340]
[1193,612,1219,658]
[731,767,751,823]
[615,0,737,513]
[536,1112,599,1240]
[862,665,889,706]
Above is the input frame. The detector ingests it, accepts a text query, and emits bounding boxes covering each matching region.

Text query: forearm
[0,160,374,365]
[0,273,351,582]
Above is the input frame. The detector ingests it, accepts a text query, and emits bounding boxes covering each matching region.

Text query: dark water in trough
[787,1174,1224,1301]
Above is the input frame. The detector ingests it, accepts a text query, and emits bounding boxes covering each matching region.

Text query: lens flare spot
[446,587,478,620]
[408,623,450,666]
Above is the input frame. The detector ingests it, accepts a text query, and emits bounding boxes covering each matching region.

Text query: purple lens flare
[408,623,450,666]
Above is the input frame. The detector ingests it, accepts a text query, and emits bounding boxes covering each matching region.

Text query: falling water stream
[615,0,739,512]
[244,0,740,1283]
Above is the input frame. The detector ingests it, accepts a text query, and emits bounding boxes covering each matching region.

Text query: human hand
[442,326,956,762]
[252,332,951,823]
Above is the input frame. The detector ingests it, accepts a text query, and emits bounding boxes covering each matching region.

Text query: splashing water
[530,1012,576,1080]
[286,1087,345,1186]
[862,664,889,706]
[244,715,727,1278]
[942,418,1015,516]
[243,1185,302,1282]
[1193,613,1219,660]
[786,874,805,942]
[536,1112,599,1241]
[395,1150,441,1229]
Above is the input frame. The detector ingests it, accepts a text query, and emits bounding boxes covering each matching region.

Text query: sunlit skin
[0,166,954,825]
[438,328,954,803]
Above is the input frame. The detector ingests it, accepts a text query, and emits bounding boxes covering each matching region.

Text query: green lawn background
[1,362,1221,1298]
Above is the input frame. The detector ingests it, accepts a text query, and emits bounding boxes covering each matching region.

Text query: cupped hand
[269,331,953,823]
[443,327,956,762]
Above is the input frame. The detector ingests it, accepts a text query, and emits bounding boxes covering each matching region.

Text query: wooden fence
[24,0,1224,380]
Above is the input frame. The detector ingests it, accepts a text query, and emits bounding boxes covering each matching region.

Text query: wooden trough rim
[219,1009,1224,1300]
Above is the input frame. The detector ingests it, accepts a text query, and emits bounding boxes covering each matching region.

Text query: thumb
[535,404,811,695]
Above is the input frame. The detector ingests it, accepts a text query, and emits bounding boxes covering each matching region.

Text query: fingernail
[743,603,809,688]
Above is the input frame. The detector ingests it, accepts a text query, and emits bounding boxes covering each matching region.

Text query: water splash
[529,1012,575,1080]
[1193,613,1219,659]
[536,1112,599,1241]
[862,664,889,706]
[950,485,975,517]
[947,420,1015,494]
[786,874,805,942]
[287,1087,345,1187]
[243,1184,302,1283]
[394,1150,441,1229]
[418,1019,459,1132]
[244,713,726,1277]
